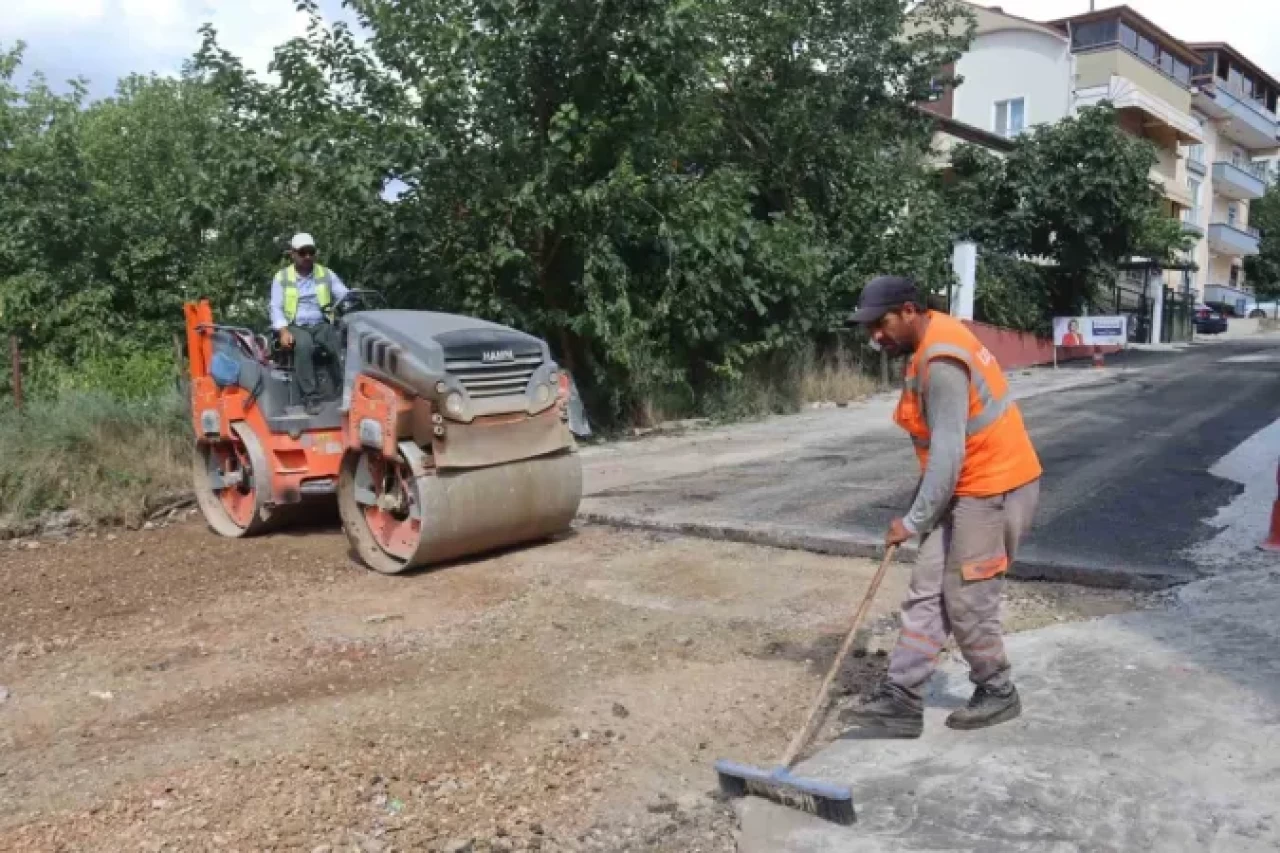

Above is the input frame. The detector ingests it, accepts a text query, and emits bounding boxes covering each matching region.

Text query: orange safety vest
[894,312,1042,497]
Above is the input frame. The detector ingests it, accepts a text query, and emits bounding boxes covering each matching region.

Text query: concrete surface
[731,412,1280,852]
[735,564,1280,852]
[581,339,1280,589]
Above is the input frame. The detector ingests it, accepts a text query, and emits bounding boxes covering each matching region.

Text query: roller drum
[339,448,582,573]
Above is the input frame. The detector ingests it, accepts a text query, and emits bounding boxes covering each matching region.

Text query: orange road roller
[183,290,583,573]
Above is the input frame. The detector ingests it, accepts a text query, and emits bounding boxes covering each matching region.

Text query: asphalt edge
[576,511,1182,592]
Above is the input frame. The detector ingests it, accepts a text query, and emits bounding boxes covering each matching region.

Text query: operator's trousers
[887,479,1041,701]
[289,322,342,400]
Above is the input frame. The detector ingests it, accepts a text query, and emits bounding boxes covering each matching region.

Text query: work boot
[946,684,1021,730]
[839,683,923,738]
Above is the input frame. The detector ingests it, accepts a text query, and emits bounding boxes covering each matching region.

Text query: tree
[192,0,974,421]
[945,103,1191,318]
[3,1,979,423]
[1245,181,1280,316]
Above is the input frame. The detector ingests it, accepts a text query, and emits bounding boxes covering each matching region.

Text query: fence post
[9,335,22,413]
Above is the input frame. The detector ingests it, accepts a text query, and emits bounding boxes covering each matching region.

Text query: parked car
[1244,300,1278,319]
[1193,304,1228,335]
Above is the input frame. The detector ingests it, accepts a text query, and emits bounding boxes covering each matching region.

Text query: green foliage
[2,2,976,427]
[0,391,189,523]
[973,253,1051,336]
[946,104,1192,317]
[187,0,973,423]
[26,348,177,401]
[1245,181,1280,304]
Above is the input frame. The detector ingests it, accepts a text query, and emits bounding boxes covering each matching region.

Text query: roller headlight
[536,384,552,405]
[445,392,465,417]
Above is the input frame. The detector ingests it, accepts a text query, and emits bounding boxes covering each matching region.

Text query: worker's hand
[885,517,913,547]
[279,328,294,349]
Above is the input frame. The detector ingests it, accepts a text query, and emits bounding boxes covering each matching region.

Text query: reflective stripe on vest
[893,312,1042,497]
[278,264,332,323]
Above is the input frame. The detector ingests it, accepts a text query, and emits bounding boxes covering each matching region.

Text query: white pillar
[951,241,977,321]
[1148,269,1165,344]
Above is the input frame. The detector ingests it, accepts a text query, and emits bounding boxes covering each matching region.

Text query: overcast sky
[1,0,356,97]
[2,0,1279,98]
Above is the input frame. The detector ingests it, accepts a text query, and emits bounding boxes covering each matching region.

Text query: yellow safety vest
[277,264,333,323]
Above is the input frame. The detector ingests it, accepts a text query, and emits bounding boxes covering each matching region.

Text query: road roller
[182,290,583,573]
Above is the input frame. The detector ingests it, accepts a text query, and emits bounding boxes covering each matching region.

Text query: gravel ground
[0,520,1160,852]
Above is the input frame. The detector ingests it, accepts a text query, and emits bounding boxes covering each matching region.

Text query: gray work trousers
[290,322,342,400]
[887,478,1041,701]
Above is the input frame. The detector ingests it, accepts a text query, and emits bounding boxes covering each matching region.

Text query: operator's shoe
[839,683,923,738]
[946,684,1021,730]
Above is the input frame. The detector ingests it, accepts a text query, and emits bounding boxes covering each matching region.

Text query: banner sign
[1053,316,1127,347]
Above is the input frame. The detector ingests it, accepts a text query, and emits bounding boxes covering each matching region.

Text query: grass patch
[798,346,880,405]
[0,391,191,527]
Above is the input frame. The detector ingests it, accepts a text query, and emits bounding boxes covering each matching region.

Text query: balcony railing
[1213,160,1269,201]
[1222,79,1279,122]
[1194,76,1280,123]
[1207,221,1262,257]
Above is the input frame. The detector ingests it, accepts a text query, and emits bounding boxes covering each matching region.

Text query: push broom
[715,544,898,825]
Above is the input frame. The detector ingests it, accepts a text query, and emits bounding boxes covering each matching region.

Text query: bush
[25,348,178,401]
[974,254,1052,337]
[0,390,190,525]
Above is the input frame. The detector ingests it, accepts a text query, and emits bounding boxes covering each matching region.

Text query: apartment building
[1184,43,1280,313]
[922,2,1279,338]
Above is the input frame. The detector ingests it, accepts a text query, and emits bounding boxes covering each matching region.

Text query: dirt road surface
[1,520,1155,852]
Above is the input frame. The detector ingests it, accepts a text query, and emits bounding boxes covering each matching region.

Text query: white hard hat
[290,232,316,250]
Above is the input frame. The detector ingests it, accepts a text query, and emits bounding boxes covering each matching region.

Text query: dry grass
[0,391,191,528]
[798,347,879,404]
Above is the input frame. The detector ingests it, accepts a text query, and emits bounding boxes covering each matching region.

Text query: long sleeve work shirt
[902,358,968,536]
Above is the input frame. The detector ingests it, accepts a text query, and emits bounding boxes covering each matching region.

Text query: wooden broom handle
[781,544,898,767]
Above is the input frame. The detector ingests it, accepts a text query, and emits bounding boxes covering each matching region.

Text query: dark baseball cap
[846,275,922,325]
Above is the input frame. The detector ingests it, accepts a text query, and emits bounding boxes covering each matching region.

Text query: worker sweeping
[843,275,1042,736]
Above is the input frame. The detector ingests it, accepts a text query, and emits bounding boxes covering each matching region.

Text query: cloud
[0,0,354,96]
[5,0,108,27]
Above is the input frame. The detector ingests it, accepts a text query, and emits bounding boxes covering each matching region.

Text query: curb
[576,511,1186,592]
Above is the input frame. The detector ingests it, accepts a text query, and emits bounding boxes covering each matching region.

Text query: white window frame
[1185,177,1201,224]
[993,97,1027,138]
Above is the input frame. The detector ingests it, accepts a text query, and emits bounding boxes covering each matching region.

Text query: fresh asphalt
[582,337,1280,588]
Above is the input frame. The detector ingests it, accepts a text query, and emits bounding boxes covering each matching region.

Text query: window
[1187,143,1205,166]
[1173,59,1190,85]
[1120,23,1137,51]
[1072,18,1119,49]
[1228,203,1240,226]
[995,98,1026,138]
[1230,265,1240,286]
[1138,35,1157,62]
[1186,178,1201,219]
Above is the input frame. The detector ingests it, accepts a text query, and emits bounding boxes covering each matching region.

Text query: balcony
[1181,214,1204,239]
[1213,160,1269,201]
[1192,79,1279,150]
[1151,167,1194,208]
[1077,73,1202,145]
[1207,221,1261,257]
